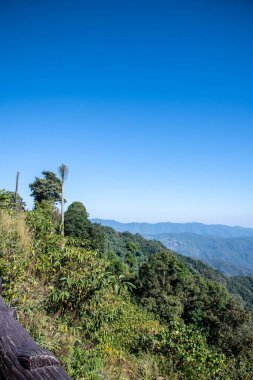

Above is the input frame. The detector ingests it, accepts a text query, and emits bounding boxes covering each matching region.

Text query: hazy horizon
[91,217,253,229]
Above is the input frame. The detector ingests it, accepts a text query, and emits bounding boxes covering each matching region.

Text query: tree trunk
[14,171,19,207]
[61,178,64,236]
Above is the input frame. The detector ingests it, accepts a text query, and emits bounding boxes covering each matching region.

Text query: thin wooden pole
[14,171,20,206]
[61,174,64,236]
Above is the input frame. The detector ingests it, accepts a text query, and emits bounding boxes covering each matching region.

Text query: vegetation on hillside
[179,255,253,316]
[1,169,253,379]
[146,232,253,276]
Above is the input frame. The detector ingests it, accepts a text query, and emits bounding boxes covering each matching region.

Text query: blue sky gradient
[1,0,253,226]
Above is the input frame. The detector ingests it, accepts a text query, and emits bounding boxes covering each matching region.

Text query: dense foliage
[1,189,253,379]
[179,255,253,316]
[65,202,90,239]
[0,189,26,210]
[29,171,62,204]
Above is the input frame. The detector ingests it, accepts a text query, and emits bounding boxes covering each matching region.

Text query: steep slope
[177,255,253,314]
[98,226,253,315]
[147,232,253,275]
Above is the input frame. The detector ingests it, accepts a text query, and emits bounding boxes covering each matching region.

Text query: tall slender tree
[58,164,68,236]
[14,171,19,207]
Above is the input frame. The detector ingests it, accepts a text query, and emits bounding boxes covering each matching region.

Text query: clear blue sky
[1,0,253,226]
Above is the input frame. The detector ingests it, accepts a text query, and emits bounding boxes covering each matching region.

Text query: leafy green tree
[26,200,59,238]
[125,241,138,267]
[136,250,253,358]
[64,202,91,240]
[29,171,62,204]
[89,223,106,252]
[0,189,26,210]
[136,250,190,322]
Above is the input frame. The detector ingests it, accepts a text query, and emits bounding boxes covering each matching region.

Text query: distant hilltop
[91,219,253,239]
[91,218,253,276]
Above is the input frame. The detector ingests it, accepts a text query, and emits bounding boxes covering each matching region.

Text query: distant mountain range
[91,219,253,275]
[91,219,253,238]
[146,233,253,276]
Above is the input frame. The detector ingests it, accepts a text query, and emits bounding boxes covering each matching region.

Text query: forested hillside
[178,255,253,315]
[94,220,253,276]
[1,172,253,379]
[93,226,253,316]
[148,233,253,276]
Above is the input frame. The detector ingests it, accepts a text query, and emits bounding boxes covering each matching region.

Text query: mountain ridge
[146,232,253,276]
[91,219,253,275]
[91,218,253,238]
